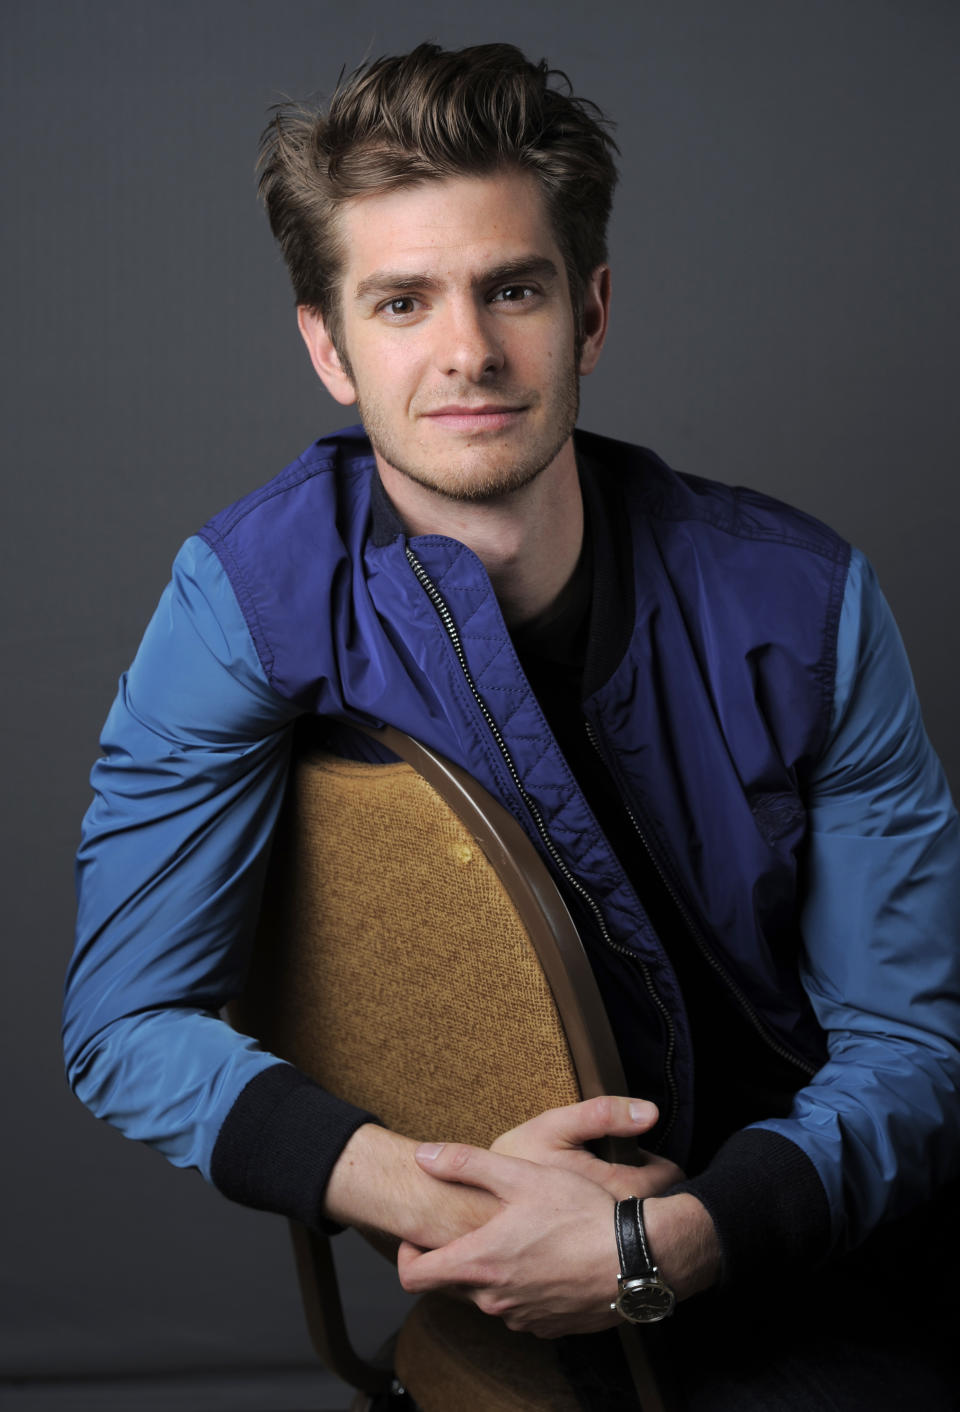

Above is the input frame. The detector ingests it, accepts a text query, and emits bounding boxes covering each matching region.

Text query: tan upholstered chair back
[240,732,622,1142]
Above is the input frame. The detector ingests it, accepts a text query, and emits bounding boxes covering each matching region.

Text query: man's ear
[578,265,611,377]
[297,307,357,406]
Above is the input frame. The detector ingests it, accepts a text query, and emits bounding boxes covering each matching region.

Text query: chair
[235,723,668,1411]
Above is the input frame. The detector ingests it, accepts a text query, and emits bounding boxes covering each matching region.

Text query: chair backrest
[239,725,630,1137]
[236,725,665,1411]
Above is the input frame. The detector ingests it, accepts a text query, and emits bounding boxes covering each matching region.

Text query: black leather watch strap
[613,1197,677,1325]
[615,1197,656,1281]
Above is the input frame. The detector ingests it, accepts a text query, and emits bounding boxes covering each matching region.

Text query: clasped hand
[396,1096,684,1338]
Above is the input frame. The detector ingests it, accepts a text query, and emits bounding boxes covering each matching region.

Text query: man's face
[303,171,606,504]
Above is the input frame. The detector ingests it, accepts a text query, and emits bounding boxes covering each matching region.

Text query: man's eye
[381,296,418,317]
[492,285,536,303]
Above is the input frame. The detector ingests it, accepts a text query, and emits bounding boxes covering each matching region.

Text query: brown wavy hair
[257,42,618,355]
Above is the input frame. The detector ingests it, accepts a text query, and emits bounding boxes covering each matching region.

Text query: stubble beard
[356,368,581,505]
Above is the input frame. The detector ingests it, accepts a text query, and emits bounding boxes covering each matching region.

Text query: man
[64,42,960,1408]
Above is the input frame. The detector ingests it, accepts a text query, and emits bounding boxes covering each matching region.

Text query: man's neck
[376,443,584,628]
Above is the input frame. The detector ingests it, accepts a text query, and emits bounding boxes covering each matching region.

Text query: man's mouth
[420,404,527,432]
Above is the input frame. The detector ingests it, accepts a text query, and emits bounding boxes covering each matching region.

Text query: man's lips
[420,404,527,432]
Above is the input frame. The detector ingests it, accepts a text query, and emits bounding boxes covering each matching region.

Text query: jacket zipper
[405,545,680,1145]
[584,719,817,1079]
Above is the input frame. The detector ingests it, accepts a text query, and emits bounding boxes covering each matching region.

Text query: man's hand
[397,1142,622,1338]
[491,1096,685,1200]
[397,1140,722,1334]
[327,1112,720,1337]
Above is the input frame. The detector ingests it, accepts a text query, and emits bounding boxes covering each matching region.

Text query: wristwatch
[610,1197,676,1323]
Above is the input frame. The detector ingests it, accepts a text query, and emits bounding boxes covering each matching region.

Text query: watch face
[617,1278,676,1323]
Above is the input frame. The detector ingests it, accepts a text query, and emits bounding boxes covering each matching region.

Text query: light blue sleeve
[63,535,302,1179]
[757,548,960,1247]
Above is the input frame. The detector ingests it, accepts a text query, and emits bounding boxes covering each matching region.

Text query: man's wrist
[323,1122,498,1247]
[640,1192,722,1301]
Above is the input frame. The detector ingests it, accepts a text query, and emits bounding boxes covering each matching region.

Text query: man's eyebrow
[353,256,561,303]
[476,256,561,289]
[353,271,441,301]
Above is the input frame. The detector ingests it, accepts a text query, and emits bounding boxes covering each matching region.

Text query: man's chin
[375,449,559,505]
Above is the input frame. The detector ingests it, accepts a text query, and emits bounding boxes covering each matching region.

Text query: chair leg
[288,1222,394,1397]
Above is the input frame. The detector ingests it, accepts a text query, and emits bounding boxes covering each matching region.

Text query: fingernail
[417,1142,445,1160]
[629,1101,656,1123]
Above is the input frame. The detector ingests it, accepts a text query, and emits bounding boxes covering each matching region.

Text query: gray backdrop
[4,0,958,1406]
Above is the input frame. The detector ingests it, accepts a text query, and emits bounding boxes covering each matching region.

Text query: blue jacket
[64,426,960,1278]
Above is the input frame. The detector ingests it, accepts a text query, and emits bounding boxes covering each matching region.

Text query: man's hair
[257,42,618,356]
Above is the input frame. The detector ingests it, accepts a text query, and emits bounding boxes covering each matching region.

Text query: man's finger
[530,1095,659,1145]
[397,1224,500,1292]
[414,1141,532,1197]
[397,1241,479,1301]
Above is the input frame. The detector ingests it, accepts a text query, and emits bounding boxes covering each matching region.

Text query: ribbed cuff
[672,1128,832,1286]
[210,1062,379,1232]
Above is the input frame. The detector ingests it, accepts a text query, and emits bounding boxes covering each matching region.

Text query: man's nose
[437,301,504,381]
